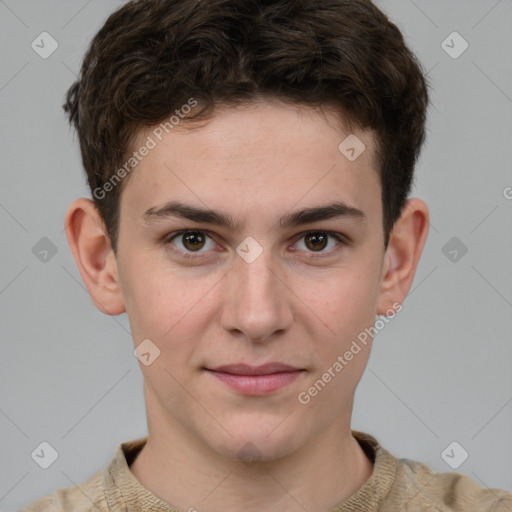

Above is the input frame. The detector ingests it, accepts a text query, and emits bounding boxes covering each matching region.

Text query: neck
[129,396,374,511]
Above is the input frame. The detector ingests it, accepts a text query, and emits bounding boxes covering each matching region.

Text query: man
[19,0,512,510]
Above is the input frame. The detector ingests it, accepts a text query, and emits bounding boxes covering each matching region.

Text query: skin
[65,98,429,511]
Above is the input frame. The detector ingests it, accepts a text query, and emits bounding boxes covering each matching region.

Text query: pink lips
[206,363,304,395]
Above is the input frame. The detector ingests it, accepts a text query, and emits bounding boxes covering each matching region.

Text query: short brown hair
[63,0,431,253]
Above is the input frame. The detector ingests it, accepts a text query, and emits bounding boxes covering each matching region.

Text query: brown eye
[304,232,328,251]
[181,231,206,251]
[294,231,346,256]
[165,230,217,258]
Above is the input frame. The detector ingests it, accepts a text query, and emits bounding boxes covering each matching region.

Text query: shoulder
[386,454,512,512]
[18,436,148,512]
[17,469,107,512]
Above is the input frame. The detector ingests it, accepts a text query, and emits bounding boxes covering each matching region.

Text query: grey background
[1,0,511,510]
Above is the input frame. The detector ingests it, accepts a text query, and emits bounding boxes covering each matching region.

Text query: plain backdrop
[1,0,511,510]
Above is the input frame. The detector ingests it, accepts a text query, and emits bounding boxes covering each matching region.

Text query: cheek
[117,251,169,342]
[120,257,219,354]
[302,276,378,404]
[314,265,380,343]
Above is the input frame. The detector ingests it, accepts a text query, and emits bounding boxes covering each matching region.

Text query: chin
[205,420,305,464]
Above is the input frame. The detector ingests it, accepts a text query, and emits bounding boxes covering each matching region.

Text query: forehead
[119,100,381,227]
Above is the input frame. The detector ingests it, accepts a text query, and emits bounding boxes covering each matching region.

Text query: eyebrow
[143,200,366,231]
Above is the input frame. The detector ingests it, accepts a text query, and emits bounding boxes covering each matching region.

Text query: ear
[64,198,126,316]
[377,198,430,315]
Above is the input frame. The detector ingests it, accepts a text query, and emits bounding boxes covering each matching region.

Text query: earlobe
[64,198,126,316]
[377,198,430,316]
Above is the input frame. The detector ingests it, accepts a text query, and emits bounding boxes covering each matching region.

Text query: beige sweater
[18,430,512,511]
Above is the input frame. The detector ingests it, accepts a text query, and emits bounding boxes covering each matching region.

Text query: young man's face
[73,99,427,462]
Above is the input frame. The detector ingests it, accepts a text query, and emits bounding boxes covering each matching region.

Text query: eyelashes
[164,229,349,261]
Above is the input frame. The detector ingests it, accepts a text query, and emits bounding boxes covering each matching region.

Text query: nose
[220,247,294,343]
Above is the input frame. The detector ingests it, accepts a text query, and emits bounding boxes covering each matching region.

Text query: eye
[165,230,218,259]
[293,231,346,255]
[164,229,347,260]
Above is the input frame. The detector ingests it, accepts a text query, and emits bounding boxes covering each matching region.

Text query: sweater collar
[104,430,397,512]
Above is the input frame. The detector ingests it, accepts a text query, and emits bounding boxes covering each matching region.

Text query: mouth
[204,363,306,395]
